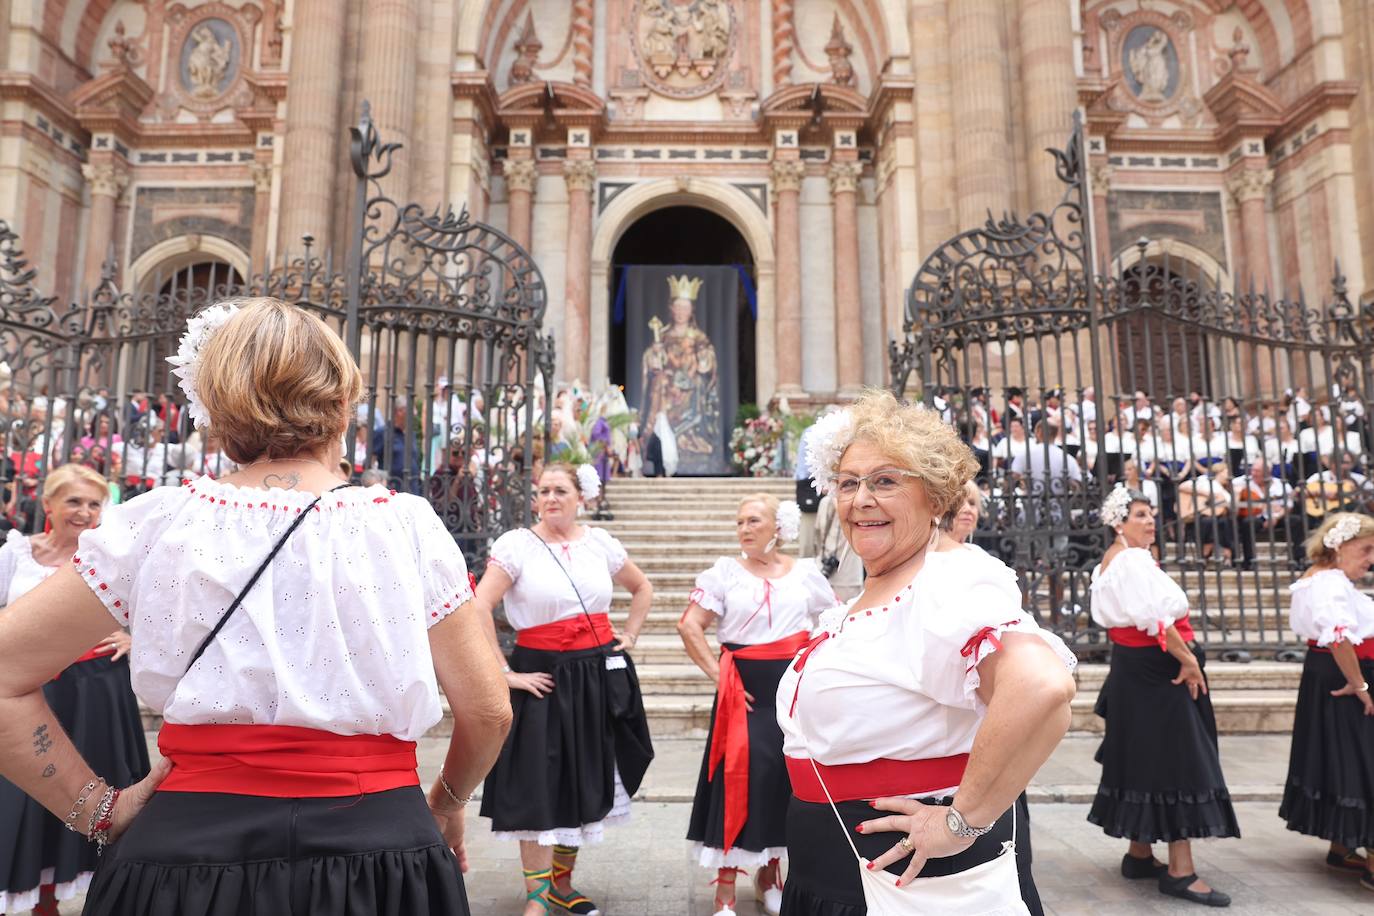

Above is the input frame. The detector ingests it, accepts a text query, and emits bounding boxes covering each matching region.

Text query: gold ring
[898,836,914,852]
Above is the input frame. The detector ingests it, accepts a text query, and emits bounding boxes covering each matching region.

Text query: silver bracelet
[63,779,101,833]
[438,768,473,805]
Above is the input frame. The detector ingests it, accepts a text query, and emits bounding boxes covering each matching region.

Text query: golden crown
[666,274,703,301]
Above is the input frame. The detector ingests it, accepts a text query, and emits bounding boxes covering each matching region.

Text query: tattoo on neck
[262,472,301,491]
[41,763,56,778]
[32,724,53,756]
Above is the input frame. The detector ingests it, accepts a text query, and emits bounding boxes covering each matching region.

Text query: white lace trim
[0,867,93,913]
[691,843,788,869]
[491,768,632,847]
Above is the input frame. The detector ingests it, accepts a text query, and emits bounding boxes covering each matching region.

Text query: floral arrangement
[803,408,855,494]
[730,415,785,476]
[775,500,802,542]
[167,303,239,430]
[1099,486,1136,529]
[575,463,602,500]
[1323,514,1362,550]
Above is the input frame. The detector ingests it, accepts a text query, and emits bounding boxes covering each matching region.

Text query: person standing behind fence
[0,464,147,916]
[1088,487,1238,907]
[0,298,512,916]
[472,462,654,916]
[677,495,835,916]
[1278,512,1374,890]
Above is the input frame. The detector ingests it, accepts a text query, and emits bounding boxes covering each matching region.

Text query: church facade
[2,0,1371,406]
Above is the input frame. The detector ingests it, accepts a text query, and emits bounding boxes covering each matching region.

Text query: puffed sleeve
[396,494,473,628]
[1295,573,1362,647]
[0,530,22,607]
[587,526,629,576]
[73,486,186,627]
[797,559,838,618]
[487,529,524,583]
[1097,548,1189,640]
[919,550,1076,712]
[691,557,732,616]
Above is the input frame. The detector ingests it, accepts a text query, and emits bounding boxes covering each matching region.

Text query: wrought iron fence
[0,103,554,567]
[890,113,1374,658]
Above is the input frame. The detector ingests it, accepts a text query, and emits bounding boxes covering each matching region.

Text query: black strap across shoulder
[183,484,350,675]
[530,528,611,655]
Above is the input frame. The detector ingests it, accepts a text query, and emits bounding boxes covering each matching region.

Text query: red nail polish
[865,862,874,870]
[854,824,864,833]
[868,800,877,807]
[895,879,902,887]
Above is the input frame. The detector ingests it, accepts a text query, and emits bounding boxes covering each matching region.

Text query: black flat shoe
[1121,853,1168,879]
[1327,850,1367,873]
[1361,872,1374,893]
[1159,873,1230,907]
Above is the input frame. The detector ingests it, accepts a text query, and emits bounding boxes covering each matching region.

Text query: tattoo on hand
[32,724,53,756]
[42,763,56,778]
[262,472,301,490]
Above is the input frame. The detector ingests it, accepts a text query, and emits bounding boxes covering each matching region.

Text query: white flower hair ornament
[805,408,856,494]
[1100,486,1137,530]
[775,500,802,542]
[576,463,602,501]
[166,303,240,430]
[1323,514,1363,551]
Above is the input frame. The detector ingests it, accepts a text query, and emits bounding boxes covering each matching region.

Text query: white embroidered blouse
[72,476,472,741]
[487,526,628,630]
[1289,568,1374,647]
[1089,547,1190,636]
[0,530,62,606]
[776,546,1075,784]
[692,556,837,645]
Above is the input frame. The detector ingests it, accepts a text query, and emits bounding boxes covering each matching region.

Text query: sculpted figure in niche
[1128,28,1171,102]
[641,275,720,464]
[696,0,730,59]
[643,0,675,56]
[186,23,232,98]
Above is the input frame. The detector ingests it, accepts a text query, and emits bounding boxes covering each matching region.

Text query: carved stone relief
[631,0,737,99]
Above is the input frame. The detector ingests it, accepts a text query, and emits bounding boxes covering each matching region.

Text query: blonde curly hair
[841,388,979,517]
[1305,512,1374,565]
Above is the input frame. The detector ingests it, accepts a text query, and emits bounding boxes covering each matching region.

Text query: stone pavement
[62,733,1374,914]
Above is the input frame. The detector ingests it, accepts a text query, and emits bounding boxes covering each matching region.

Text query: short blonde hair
[1305,512,1374,565]
[42,463,108,503]
[195,298,363,464]
[842,388,979,517]
[737,493,780,518]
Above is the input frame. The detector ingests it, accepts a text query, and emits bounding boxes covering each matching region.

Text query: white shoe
[712,904,736,916]
[754,875,783,916]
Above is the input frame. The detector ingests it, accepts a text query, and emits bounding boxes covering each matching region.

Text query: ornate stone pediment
[630,0,737,99]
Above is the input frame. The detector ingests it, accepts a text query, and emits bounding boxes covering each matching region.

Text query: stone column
[829,161,864,395]
[948,0,1013,226]
[1227,167,1274,287]
[250,162,274,269]
[1018,0,1079,214]
[771,159,806,395]
[1089,162,1113,272]
[80,162,128,293]
[359,0,419,203]
[772,0,795,88]
[572,0,594,88]
[279,0,346,253]
[505,159,537,250]
[563,159,596,384]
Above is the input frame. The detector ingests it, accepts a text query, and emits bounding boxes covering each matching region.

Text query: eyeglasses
[832,468,921,501]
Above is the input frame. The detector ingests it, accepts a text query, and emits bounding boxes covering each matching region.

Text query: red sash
[516,613,615,651]
[1307,639,1374,661]
[1109,614,1195,650]
[786,754,970,804]
[708,631,811,852]
[157,724,419,797]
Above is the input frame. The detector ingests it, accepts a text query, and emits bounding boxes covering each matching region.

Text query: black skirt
[685,650,791,867]
[82,786,466,916]
[0,655,150,911]
[1279,649,1374,847]
[779,796,1039,916]
[1087,643,1241,842]
[480,640,654,839]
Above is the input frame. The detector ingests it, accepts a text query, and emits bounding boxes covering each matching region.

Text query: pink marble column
[80,162,128,293]
[250,161,273,269]
[830,160,863,395]
[505,158,537,250]
[771,158,806,395]
[1089,162,1112,272]
[1228,167,1274,287]
[279,0,346,252]
[563,159,596,384]
[359,0,419,203]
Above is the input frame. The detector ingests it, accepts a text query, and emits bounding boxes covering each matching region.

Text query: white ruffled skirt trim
[0,867,93,914]
[491,768,633,847]
[691,843,788,869]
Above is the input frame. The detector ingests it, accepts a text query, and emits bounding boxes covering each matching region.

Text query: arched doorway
[609,205,756,410]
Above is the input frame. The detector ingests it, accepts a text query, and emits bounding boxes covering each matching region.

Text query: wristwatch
[945,805,995,839]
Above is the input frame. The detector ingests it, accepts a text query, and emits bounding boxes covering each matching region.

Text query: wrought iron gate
[890,114,1374,658]
[0,103,554,566]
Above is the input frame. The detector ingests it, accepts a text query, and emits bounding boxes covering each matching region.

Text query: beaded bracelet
[86,786,121,853]
[438,768,473,806]
[63,779,102,833]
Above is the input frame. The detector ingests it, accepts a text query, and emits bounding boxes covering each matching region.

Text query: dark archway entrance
[609,206,756,408]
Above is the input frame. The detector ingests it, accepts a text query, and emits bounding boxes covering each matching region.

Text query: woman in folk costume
[777,390,1077,915]
[1279,512,1374,889]
[1088,487,1238,907]
[0,299,513,916]
[0,465,148,916]
[474,462,655,916]
[677,495,837,915]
